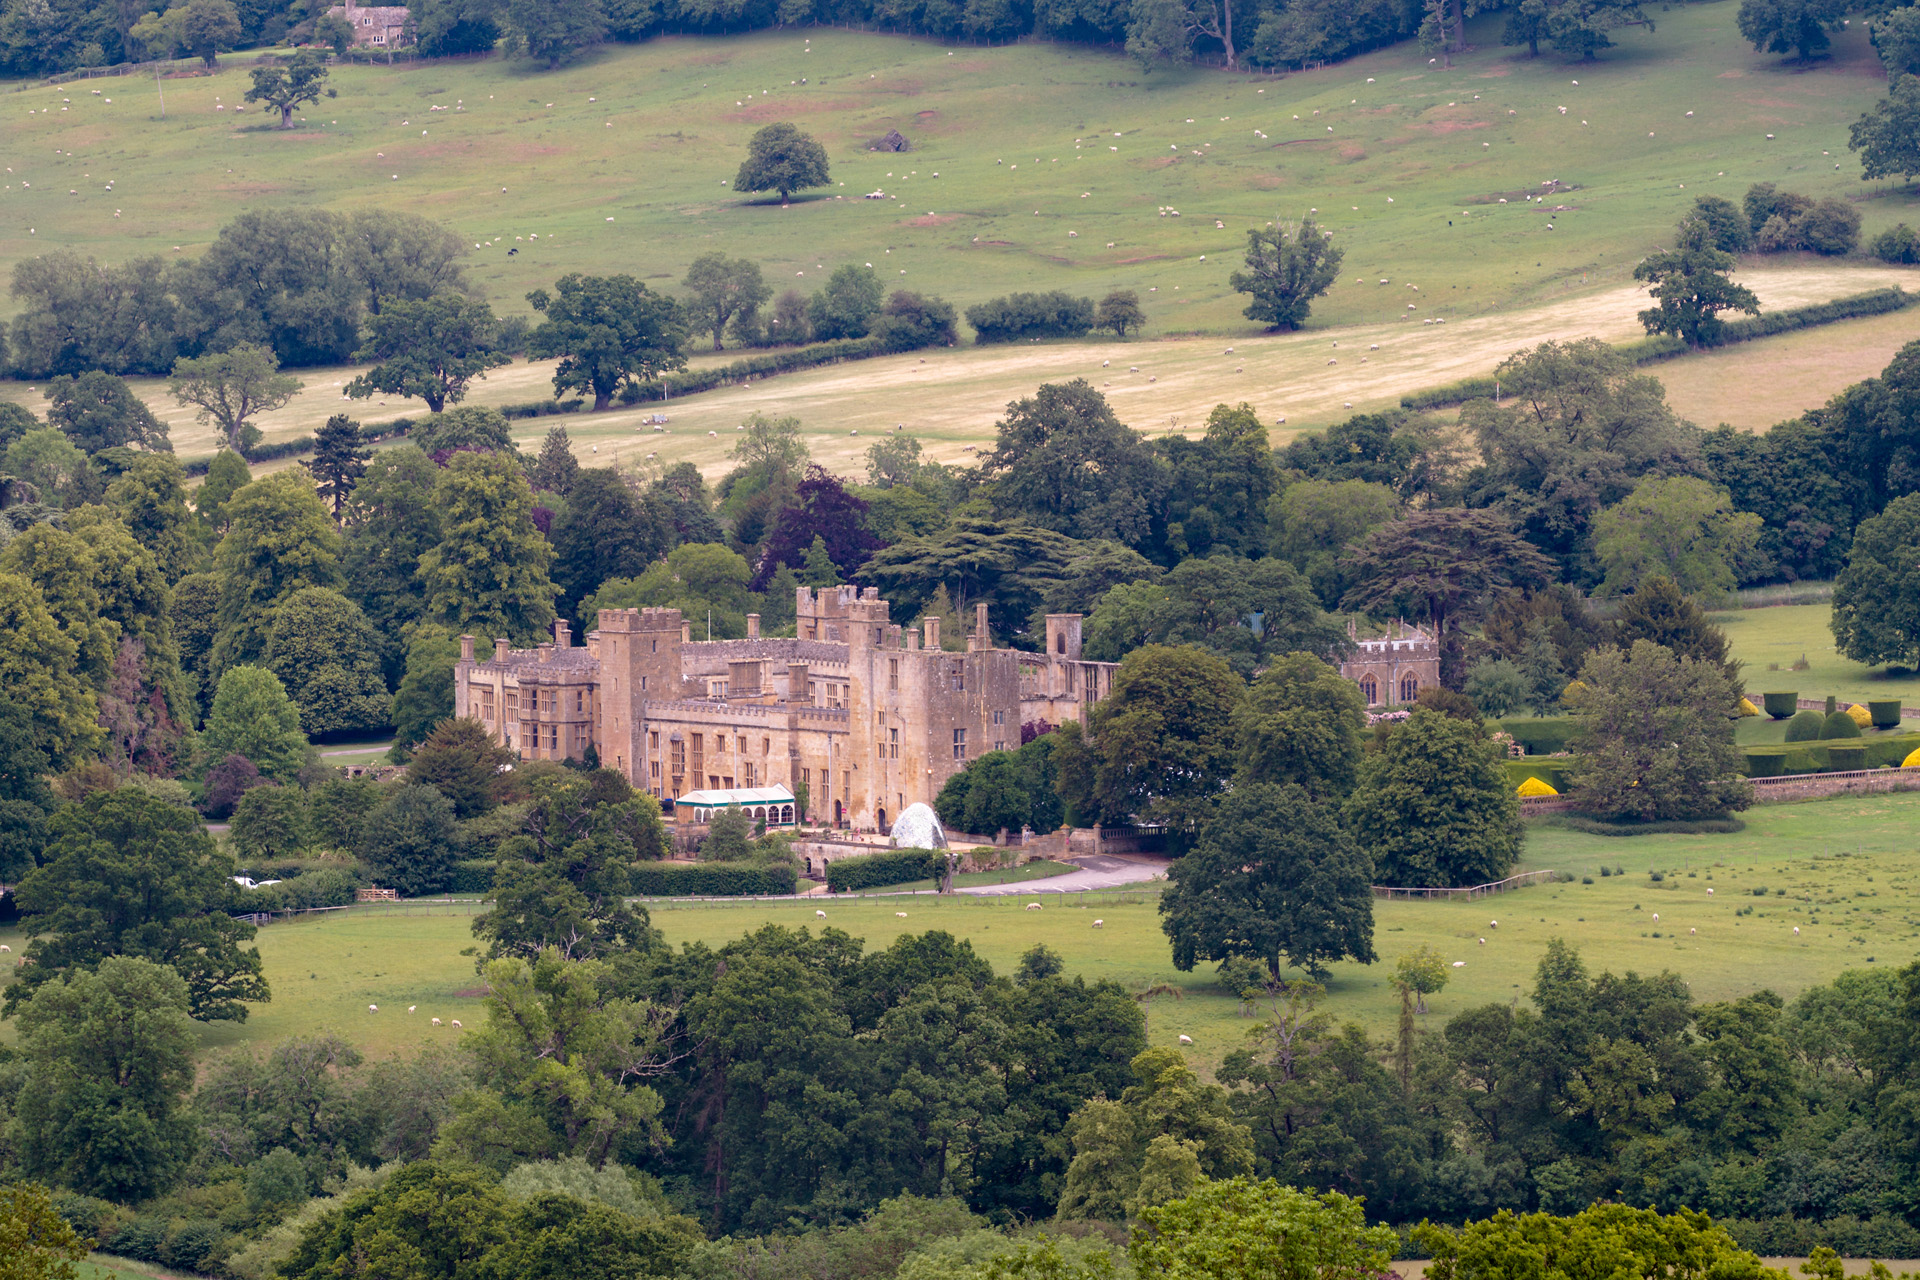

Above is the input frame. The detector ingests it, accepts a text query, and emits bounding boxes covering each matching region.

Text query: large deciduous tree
[211,468,343,675]
[682,253,772,351]
[504,0,607,67]
[808,264,885,341]
[982,380,1166,547]
[733,122,831,203]
[1591,475,1763,599]
[551,467,665,619]
[1228,218,1344,331]
[7,787,269,1022]
[1136,1178,1399,1280]
[417,451,559,643]
[1234,651,1366,800]
[1850,74,1920,185]
[0,572,99,770]
[243,48,330,128]
[1160,782,1375,980]
[14,957,199,1202]
[1633,218,1761,349]
[1345,708,1521,888]
[346,291,511,412]
[1738,0,1847,61]
[1080,644,1241,838]
[1572,640,1752,822]
[107,453,202,581]
[44,370,171,454]
[358,784,461,896]
[526,274,686,411]
[166,343,302,454]
[263,587,391,737]
[204,665,310,782]
[1833,492,1920,669]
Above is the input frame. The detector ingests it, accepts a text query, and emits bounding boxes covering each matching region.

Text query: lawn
[8,790,1916,1074]
[1,3,1914,465]
[1715,602,1920,708]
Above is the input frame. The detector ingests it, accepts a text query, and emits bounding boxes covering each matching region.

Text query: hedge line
[621,337,884,404]
[1400,288,1914,410]
[449,859,496,895]
[629,861,799,896]
[1742,732,1920,776]
[827,849,940,892]
[1505,758,1578,790]
[185,418,413,477]
[1720,1214,1920,1260]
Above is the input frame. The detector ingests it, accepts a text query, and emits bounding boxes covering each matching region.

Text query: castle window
[889,659,898,690]
[1400,675,1419,703]
[992,709,1005,726]
[1056,632,1065,654]
[953,728,967,760]
[1359,676,1378,705]
[889,728,899,759]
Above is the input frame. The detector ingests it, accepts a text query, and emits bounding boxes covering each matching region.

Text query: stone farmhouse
[454,585,1118,833]
[1336,619,1440,708]
[324,1,410,46]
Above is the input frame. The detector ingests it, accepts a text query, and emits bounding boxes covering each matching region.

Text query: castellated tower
[595,607,684,780]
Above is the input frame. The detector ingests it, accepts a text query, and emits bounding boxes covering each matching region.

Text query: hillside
[2,2,1910,343]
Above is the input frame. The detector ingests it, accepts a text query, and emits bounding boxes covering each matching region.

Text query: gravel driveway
[958,854,1169,896]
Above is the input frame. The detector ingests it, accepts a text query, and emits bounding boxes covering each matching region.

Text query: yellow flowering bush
[1736,697,1760,717]
[1847,703,1873,728]
[1903,748,1920,769]
[1517,776,1559,798]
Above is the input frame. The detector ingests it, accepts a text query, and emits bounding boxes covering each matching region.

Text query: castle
[453,586,1118,832]
[1336,619,1440,708]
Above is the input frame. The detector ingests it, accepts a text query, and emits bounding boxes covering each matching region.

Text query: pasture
[1715,602,1920,708]
[2,2,1916,466]
[7,790,1917,1074]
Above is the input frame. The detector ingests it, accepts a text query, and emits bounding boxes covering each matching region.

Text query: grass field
[8,790,1916,1074]
[1715,602,1920,707]
[2,3,1915,465]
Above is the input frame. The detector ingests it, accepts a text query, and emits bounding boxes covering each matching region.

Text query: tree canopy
[527,274,687,411]
[733,122,832,202]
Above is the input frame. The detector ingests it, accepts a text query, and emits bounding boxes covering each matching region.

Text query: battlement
[596,606,685,634]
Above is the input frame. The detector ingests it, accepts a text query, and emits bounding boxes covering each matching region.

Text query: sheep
[1489,920,1498,928]
[409,1005,416,1013]
[1102,360,1110,367]
[896,912,908,918]
[816,909,827,918]
[1690,928,1697,935]
[1026,903,1042,911]
[0,945,8,953]
[451,1019,462,1027]
[1479,938,1486,945]
[432,1017,443,1026]
[1452,961,1466,967]
[369,1005,379,1013]
[1706,888,1714,895]
[1652,914,1659,921]
[1794,926,1801,935]
[1178,1034,1194,1045]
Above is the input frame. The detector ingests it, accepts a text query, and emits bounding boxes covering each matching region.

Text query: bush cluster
[1783,709,1828,742]
[826,849,941,892]
[965,291,1097,344]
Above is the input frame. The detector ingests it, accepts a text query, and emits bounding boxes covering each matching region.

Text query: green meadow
[8,790,1917,1075]
[2,2,1915,467]
[1716,602,1920,709]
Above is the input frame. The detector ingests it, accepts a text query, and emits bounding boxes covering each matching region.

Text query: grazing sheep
[0,945,9,953]
[1652,914,1658,922]
[1478,938,1485,945]
[1178,1034,1193,1045]
[1690,928,1696,935]
[816,909,827,918]
[432,1017,442,1026]
[409,1005,416,1013]
[1453,961,1466,967]
[1793,926,1800,935]
[1026,903,1042,911]
[1093,920,1104,928]
[1706,888,1714,895]
[451,1020,462,1028]
[1489,920,1498,928]
[369,1005,379,1013]
[1103,360,1109,367]
[896,912,908,918]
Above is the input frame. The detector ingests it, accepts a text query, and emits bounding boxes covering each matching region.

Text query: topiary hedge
[1743,748,1789,777]
[1821,710,1862,739]
[1783,710,1828,742]
[1870,700,1903,729]
[827,849,941,892]
[1506,759,1578,791]
[1827,744,1869,772]
[448,860,497,895]
[629,861,799,896]
[1762,692,1798,719]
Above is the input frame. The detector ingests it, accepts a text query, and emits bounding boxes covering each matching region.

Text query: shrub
[1762,692,1798,719]
[1495,717,1581,755]
[1783,710,1827,742]
[1870,224,1920,264]
[1846,703,1873,728]
[1798,199,1862,256]
[964,291,1096,343]
[1753,885,1769,896]
[1827,743,1869,772]
[826,848,941,891]
[448,859,495,895]
[1870,699,1903,729]
[1744,748,1788,777]
[230,784,312,860]
[628,861,798,896]
[253,866,359,910]
[1821,710,1862,739]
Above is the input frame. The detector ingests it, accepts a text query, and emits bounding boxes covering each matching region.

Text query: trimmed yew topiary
[1828,744,1869,772]
[1870,700,1903,729]
[1822,710,1862,739]
[1763,692,1798,719]
[1783,710,1827,742]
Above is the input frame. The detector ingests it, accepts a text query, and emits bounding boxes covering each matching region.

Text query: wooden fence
[1372,869,1562,901]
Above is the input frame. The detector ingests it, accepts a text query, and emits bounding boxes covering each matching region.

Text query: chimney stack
[493,638,509,663]
[974,602,990,649]
[788,662,810,702]
[682,620,692,644]
[747,613,761,640]
[924,616,940,650]
[460,635,475,662]
[554,619,571,649]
